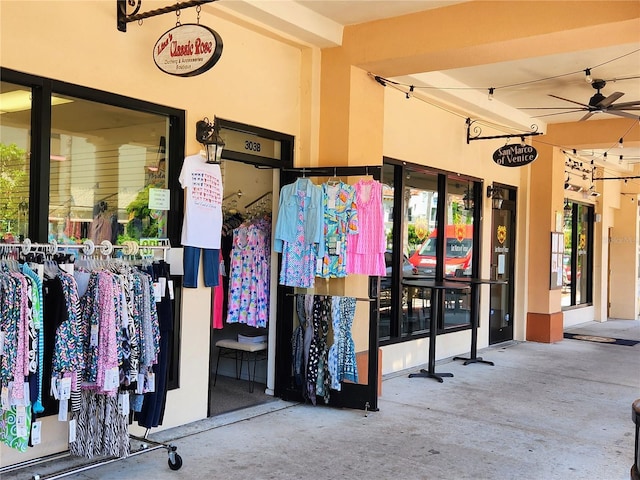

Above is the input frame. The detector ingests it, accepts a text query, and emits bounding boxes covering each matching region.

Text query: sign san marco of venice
[153,24,223,77]
[492,144,538,167]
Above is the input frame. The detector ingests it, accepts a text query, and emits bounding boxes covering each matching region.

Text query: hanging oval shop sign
[492,144,538,167]
[153,24,223,77]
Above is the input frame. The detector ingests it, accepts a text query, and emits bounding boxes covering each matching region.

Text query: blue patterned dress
[316,181,358,279]
[279,190,318,288]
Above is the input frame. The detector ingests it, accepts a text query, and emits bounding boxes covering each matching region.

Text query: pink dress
[346,179,386,276]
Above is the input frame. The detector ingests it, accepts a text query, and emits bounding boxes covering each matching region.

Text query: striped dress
[346,179,386,276]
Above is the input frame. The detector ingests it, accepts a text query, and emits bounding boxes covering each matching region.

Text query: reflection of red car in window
[409,225,473,276]
[562,255,581,286]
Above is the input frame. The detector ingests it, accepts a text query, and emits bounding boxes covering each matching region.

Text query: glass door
[489,187,516,344]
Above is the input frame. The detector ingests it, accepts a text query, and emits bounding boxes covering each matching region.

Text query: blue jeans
[183,246,220,288]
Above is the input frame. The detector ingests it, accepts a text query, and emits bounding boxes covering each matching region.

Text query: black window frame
[1,67,185,390]
[380,157,482,346]
[562,200,594,308]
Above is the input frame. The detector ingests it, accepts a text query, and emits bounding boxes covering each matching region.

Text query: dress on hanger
[275,178,323,288]
[346,179,386,276]
[316,181,358,279]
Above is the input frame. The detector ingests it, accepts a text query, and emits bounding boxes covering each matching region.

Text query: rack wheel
[168,452,183,471]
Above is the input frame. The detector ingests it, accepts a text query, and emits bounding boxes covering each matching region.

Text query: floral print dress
[279,189,318,288]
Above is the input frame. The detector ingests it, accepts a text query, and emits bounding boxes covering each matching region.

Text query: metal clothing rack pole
[286,292,374,302]
[1,436,180,480]
[245,191,272,209]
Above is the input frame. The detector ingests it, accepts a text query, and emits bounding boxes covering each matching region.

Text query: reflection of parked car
[562,255,581,286]
[409,225,473,277]
[382,251,418,289]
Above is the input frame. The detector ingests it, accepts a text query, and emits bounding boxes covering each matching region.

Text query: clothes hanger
[327,167,341,186]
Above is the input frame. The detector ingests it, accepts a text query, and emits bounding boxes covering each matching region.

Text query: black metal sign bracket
[117,0,217,32]
[466,118,543,144]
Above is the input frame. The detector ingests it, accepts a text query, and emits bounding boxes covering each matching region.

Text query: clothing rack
[0,240,183,477]
[286,293,374,302]
[0,433,181,479]
[1,238,171,260]
[245,191,272,209]
[280,165,381,178]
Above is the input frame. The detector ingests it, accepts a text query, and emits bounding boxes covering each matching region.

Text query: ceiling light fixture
[584,68,593,84]
[619,137,624,149]
[487,87,494,101]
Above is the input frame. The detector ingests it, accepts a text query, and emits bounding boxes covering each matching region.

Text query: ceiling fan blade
[531,109,585,118]
[579,111,595,121]
[595,92,624,108]
[548,94,590,108]
[519,107,587,110]
[601,110,640,120]
[609,101,640,109]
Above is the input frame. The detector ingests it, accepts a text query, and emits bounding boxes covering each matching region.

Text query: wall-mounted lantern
[196,117,225,164]
[486,184,504,209]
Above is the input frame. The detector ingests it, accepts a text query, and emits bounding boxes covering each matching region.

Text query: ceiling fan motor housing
[589,79,607,106]
[589,92,606,106]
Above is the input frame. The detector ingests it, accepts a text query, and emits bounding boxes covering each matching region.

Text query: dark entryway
[489,186,516,344]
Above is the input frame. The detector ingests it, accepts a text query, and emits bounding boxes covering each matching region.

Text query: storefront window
[381,160,478,344]
[48,96,169,245]
[1,67,185,391]
[443,176,473,328]
[402,168,438,337]
[562,200,593,307]
[0,81,31,242]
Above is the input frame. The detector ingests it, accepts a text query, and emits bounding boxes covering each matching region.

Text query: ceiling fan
[523,79,640,121]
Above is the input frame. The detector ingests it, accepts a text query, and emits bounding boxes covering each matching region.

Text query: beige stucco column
[610,186,640,319]
[529,119,640,338]
[527,139,566,342]
[318,47,385,166]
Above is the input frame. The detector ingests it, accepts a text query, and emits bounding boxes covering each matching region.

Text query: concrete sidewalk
[7,319,640,480]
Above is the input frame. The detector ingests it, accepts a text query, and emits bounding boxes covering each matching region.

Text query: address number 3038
[244,140,261,152]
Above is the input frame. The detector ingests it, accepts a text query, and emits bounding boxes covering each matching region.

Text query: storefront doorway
[207,119,294,417]
[489,186,516,345]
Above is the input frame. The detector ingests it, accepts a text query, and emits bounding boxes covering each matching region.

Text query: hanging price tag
[31,421,42,445]
[51,376,59,400]
[90,324,99,347]
[59,377,71,400]
[153,282,162,302]
[159,277,167,298]
[104,367,120,391]
[145,372,156,393]
[1,386,9,410]
[58,399,68,422]
[136,373,145,394]
[16,405,28,438]
[69,419,77,443]
[118,392,130,416]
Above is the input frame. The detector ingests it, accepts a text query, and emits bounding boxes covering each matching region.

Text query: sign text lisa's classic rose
[153,24,222,77]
